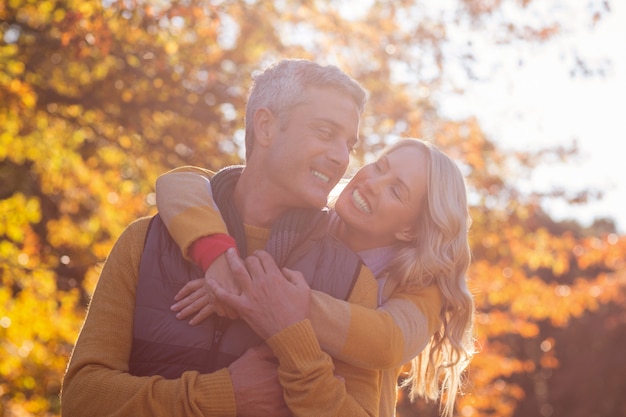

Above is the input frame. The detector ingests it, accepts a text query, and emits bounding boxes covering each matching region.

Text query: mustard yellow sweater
[61,217,381,416]
[156,167,444,416]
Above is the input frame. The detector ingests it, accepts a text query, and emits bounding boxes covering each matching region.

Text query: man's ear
[395,226,417,243]
[252,108,276,148]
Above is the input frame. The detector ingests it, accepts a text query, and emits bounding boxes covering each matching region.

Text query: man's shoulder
[115,216,154,248]
[126,215,154,232]
[168,165,215,176]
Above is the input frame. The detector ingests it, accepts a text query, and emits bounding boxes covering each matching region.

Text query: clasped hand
[171,248,311,339]
[170,253,239,324]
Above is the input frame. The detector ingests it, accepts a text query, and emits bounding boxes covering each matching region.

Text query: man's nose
[327,140,350,169]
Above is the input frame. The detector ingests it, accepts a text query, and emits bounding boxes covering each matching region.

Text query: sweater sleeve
[308,268,443,370]
[189,234,238,271]
[266,320,379,417]
[155,166,230,259]
[157,166,442,372]
[61,217,237,417]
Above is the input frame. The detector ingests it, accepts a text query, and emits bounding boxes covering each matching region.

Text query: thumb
[207,278,239,309]
[281,268,308,287]
[206,277,223,294]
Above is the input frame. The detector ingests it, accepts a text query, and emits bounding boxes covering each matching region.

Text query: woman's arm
[157,166,240,320]
[155,166,230,258]
[157,165,383,415]
[157,168,443,371]
[309,283,443,370]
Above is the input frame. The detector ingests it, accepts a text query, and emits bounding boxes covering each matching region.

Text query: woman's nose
[364,175,385,194]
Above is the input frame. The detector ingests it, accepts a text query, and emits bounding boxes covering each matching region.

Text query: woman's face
[334,144,428,249]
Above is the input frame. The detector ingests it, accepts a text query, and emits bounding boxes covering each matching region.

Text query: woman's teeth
[352,189,371,214]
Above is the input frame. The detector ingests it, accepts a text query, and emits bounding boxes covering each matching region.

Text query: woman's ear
[395,226,417,243]
[252,108,277,148]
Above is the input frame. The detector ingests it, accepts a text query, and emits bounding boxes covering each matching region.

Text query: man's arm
[209,250,380,417]
[157,168,442,371]
[267,321,380,417]
[61,217,287,417]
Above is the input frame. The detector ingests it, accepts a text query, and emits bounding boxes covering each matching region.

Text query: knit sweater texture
[155,166,444,416]
[61,217,381,416]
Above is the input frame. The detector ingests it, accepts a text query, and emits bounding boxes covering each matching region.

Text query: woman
[158,138,475,417]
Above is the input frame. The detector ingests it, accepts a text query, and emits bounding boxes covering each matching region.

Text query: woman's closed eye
[390,186,402,200]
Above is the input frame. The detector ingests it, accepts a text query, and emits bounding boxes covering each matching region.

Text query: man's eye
[318,128,332,139]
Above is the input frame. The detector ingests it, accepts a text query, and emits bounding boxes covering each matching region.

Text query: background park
[1,0,625,416]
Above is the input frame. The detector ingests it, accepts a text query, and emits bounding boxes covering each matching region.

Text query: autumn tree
[1,0,624,416]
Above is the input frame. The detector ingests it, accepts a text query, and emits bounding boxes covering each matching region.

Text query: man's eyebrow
[313,117,359,145]
[312,117,342,129]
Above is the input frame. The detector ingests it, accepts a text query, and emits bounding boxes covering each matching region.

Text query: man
[61,59,375,416]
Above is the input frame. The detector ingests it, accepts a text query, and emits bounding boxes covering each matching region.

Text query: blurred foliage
[1,0,624,416]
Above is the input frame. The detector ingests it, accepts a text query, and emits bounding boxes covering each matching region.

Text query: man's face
[264,87,361,210]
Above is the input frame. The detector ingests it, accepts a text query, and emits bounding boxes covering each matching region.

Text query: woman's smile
[351,188,371,214]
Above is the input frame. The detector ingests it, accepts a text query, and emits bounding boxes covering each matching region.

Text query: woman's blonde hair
[381,138,475,417]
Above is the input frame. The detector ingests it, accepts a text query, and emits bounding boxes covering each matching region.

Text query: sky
[438,0,626,233]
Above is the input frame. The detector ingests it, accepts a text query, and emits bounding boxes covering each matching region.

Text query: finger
[207,278,244,311]
[188,305,216,326]
[173,278,204,301]
[244,254,265,277]
[212,292,238,318]
[174,283,194,303]
[175,295,212,320]
[171,286,205,312]
[253,250,282,275]
[224,304,239,320]
[171,292,201,312]
[212,302,228,318]
[225,248,253,290]
[281,267,308,287]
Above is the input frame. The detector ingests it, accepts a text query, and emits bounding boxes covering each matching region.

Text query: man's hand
[170,253,240,324]
[229,344,290,417]
[208,248,311,339]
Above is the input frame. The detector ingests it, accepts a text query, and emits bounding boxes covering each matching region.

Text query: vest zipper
[207,317,228,371]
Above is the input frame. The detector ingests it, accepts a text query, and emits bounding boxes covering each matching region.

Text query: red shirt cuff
[189,234,238,271]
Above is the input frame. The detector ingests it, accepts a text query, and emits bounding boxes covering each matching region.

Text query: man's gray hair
[244,59,368,160]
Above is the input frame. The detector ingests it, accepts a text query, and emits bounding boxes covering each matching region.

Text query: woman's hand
[208,248,311,339]
[170,253,240,324]
[170,278,214,325]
